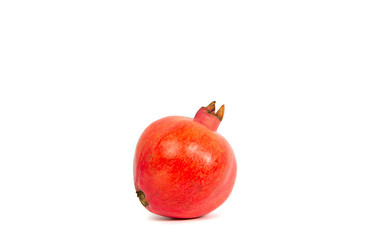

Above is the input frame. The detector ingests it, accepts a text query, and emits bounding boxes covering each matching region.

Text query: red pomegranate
[133,101,237,219]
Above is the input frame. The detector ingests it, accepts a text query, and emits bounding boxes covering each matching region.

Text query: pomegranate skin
[133,105,236,219]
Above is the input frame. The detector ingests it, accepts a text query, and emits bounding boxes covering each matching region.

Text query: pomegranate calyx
[193,101,225,131]
[204,101,225,121]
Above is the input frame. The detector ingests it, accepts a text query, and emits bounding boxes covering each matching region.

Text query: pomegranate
[133,101,237,219]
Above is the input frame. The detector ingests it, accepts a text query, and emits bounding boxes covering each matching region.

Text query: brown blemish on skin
[136,190,149,207]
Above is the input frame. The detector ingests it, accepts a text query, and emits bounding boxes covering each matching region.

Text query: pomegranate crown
[193,101,225,132]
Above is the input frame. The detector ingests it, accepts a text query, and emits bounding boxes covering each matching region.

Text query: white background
[1,1,381,239]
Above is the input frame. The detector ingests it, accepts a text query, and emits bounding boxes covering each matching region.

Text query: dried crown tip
[206,101,216,112]
[216,104,225,120]
[203,101,225,121]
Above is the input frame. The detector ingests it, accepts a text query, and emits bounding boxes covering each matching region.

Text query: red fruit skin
[133,115,237,219]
